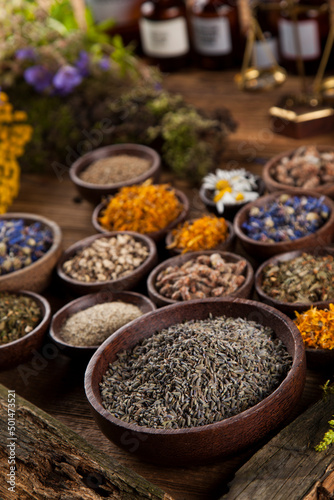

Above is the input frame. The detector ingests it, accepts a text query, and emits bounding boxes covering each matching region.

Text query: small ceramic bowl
[0,290,51,370]
[69,143,161,204]
[85,297,306,466]
[92,188,189,243]
[56,231,158,296]
[165,218,235,256]
[262,146,334,198]
[147,250,254,307]
[49,290,156,358]
[234,189,334,260]
[255,246,334,317]
[0,213,62,293]
[199,175,266,221]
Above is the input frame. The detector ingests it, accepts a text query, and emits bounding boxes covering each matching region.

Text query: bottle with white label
[278,0,329,75]
[139,0,190,72]
[187,0,240,70]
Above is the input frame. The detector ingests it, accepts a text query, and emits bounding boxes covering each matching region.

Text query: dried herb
[294,304,334,349]
[99,180,182,234]
[0,292,42,345]
[261,253,334,303]
[168,216,229,253]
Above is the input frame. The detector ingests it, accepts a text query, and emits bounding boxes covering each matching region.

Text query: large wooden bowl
[234,190,334,260]
[91,188,189,243]
[255,246,334,317]
[85,298,306,466]
[69,143,161,204]
[262,146,334,198]
[49,290,156,359]
[165,218,235,256]
[147,250,254,307]
[0,290,51,370]
[56,231,158,296]
[0,213,62,293]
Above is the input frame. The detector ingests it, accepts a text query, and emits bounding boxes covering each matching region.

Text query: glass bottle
[278,0,330,75]
[187,0,241,70]
[139,0,190,72]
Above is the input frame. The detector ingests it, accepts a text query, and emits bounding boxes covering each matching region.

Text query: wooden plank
[0,383,172,500]
[221,394,334,500]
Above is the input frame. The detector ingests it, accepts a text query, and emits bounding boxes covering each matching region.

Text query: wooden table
[0,69,333,500]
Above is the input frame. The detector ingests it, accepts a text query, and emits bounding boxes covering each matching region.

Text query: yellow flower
[0,93,33,213]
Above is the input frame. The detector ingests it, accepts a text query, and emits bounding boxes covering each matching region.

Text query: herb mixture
[0,292,42,345]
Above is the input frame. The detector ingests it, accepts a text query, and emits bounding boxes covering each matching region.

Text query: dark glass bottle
[278,0,330,75]
[187,0,241,70]
[139,0,190,72]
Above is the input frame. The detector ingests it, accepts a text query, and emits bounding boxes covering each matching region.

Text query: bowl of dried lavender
[234,190,334,260]
[255,246,334,317]
[56,231,158,296]
[0,290,51,370]
[85,297,306,466]
[0,213,62,293]
[147,250,254,307]
[69,143,161,204]
[49,290,156,358]
[91,183,189,243]
[262,146,334,198]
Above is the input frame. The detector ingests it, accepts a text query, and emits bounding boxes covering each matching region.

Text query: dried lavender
[100,315,292,429]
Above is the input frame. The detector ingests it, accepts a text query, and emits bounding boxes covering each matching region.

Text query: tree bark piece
[222,394,334,500]
[0,383,172,500]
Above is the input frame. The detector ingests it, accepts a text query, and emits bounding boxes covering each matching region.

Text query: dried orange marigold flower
[168,215,229,253]
[294,304,334,349]
[99,180,183,234]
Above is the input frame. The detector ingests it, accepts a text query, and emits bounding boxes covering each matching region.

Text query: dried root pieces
[155,253,247,301]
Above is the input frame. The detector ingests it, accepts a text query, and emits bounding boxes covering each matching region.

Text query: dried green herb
[261,253,334,303]
[0,292,42,345]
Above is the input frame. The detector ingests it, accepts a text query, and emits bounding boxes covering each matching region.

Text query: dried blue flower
[75,50,90,76]
[99,55,111,71]
[53,65,83,95]
[242,195,329,243]
[24,65,54,93]
[16,48,36,61]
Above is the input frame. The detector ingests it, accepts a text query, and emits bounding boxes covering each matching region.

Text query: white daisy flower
[202,168,259,214]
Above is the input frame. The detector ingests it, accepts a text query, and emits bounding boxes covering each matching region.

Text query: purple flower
[53,65,83,95]
[24,65,53,93]
[16,48,36,61]
[99,56,111,71]
[75,50,90,76]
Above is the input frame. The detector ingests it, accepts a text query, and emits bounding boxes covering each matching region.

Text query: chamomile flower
[202,168,259,214]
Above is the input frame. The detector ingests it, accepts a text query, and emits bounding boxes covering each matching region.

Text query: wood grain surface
[0,69,333,499]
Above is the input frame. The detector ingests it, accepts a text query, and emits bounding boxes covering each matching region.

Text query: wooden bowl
[0,290,51,370]
[49,290,156,358]
[147,250,254,307]
[165,218,235,256]
[92,188,189,243]
[262,146,334,198]
[199,176,266,221]
[56,231,158,296]
[255,246,334,317]
[234,190,334,260]
[0,213,62,293]
[85,297,306,466]
[69,143,161,204]
[305,346,334,370]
